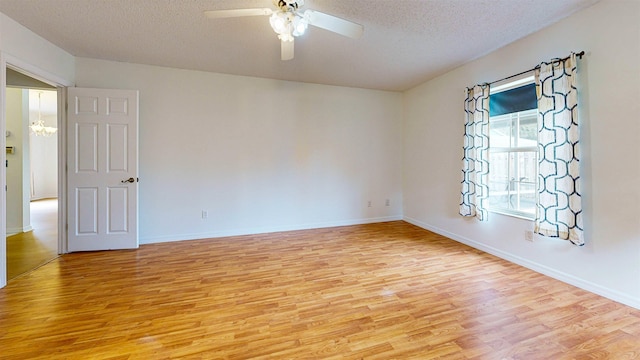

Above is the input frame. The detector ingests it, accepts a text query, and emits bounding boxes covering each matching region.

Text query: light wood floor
[1,221,638,359]
[6,198,58,280]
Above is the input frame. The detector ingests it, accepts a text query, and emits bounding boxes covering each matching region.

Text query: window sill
[488,209,535,221]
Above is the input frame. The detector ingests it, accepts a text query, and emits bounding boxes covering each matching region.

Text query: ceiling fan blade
[305,10,364,39]
[281,39,294,61]
[204,8,272,19]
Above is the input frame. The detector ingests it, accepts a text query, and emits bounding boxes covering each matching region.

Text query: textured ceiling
[0,0,599,91]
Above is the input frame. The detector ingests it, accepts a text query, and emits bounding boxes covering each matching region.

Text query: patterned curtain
[460,85,490,221]
[534,53,584,245]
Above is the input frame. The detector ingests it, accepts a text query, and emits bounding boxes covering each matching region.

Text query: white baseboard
[6,225,33,235]
[140,215,403,245]
[403,216,640,310]
[31,195,58,201]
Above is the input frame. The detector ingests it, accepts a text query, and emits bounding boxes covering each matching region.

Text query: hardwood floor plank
[6,198,58,279]
[1,221,639,359]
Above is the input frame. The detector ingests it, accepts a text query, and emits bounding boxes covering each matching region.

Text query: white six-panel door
[67,88,139,252]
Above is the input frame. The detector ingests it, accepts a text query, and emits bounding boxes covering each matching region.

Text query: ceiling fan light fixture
[278,33,294,42]
[269,11,290,36]
[291,14,308,36]
[270,10,308,39]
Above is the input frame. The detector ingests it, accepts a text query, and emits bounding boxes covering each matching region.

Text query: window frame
[487,75,538,220]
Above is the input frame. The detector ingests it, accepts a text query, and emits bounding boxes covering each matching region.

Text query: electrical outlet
[367,201,372,208]
[202,210,208,219]
[525,230,534,242]
[385,199,390,206]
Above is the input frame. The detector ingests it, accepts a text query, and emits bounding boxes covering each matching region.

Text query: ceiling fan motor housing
[274,0,304,12]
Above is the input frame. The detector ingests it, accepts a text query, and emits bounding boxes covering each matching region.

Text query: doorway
[5,69,59,279]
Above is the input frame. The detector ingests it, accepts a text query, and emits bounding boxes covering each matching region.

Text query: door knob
[121,177,135,183]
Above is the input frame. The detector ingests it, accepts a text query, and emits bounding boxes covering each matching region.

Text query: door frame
[1,52,73,288]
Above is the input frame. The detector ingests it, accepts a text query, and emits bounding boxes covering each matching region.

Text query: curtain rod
[484,51,585,87]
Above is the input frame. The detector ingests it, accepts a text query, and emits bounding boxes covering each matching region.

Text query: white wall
[5,87,29,234]
[29,90,58,200]
[403,0,640,309]
[0,13,75,84]
[75,59,404,243]
[29,128,58,200]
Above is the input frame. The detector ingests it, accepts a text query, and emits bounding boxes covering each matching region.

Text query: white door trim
[0,52,72,288]
[1,53,7,288]
[57,87,68,254]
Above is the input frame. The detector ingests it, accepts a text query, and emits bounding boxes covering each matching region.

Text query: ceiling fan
[204,0,364,61]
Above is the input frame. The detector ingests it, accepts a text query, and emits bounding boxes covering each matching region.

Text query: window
[487,77,537,219]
